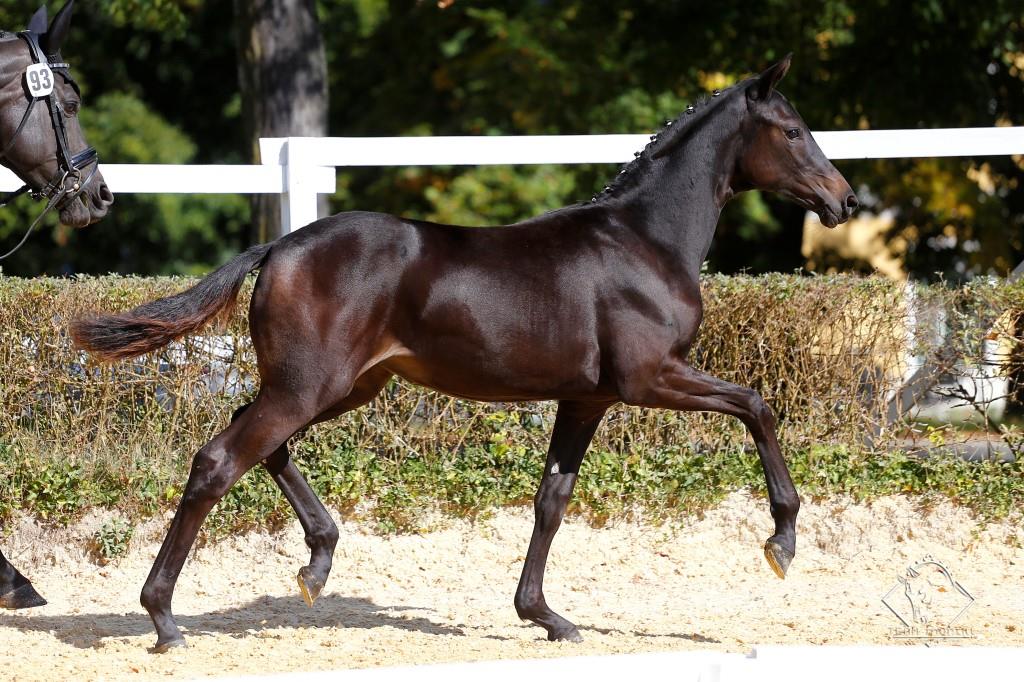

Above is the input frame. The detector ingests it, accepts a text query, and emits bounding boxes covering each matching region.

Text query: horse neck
[617,101,746,279]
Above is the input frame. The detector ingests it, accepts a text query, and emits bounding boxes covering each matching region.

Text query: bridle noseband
[0,29,99,260]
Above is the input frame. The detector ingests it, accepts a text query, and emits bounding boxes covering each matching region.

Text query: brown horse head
[0,1,113,228]
[734,54,857,228]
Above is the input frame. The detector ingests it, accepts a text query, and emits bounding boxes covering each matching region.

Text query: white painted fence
[2,127,1023,233]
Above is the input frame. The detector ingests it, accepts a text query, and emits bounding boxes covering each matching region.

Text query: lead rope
[0,187,64,261]
[0,156,98,262]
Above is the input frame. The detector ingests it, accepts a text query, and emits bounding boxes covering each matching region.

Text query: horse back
[253,210,692,402]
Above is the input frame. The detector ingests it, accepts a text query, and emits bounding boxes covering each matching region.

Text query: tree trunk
[234,0,328,242]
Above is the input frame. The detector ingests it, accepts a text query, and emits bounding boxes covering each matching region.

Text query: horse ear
[749,52,792,102]
[27,5,48,34]
[42,0,73,54]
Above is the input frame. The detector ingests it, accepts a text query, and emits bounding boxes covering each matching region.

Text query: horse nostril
[93,183,114,210]
[846,193,859,212]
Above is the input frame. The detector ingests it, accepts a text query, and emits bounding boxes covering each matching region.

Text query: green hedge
[0,274,1021,532]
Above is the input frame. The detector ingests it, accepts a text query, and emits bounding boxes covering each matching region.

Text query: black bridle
[0,29,98,260]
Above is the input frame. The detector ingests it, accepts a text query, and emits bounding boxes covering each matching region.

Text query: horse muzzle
[58,168,113,228]
[815,185,859,229]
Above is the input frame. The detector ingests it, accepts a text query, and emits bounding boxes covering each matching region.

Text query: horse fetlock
[514,596,546,622]
[139,585,161,613]
[770,495,801,526]
[304,523,339,553]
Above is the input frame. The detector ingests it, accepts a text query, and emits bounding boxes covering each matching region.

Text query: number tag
[25,63,54,97]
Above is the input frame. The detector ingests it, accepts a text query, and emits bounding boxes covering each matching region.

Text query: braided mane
[591,83,742,203]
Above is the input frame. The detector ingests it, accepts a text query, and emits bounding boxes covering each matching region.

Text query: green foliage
[82,93,196,164]
[8,457,89,524]
[423,165,578,226]
[91,518,134,563]
[3,0,1022,277]
[94,0,199,35]
[321,0,1024,279]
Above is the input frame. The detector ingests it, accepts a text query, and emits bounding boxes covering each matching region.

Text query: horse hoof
[297,566,324,607]
[764,540,794,579]
[0,582,47,609]
[549,626,583,643]
[151,637,187,654]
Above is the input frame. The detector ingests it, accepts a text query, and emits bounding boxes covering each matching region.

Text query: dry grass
[0,273,1020,528]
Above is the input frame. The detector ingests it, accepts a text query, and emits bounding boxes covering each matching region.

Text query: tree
[2,0,1021,279]
[234,0,328,241]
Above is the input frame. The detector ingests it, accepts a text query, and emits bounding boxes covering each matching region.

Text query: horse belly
[387,300,603,401]
[387,345,600,402]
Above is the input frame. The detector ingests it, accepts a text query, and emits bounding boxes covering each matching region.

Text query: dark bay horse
[72,55,857,652]
[0,1,113,610]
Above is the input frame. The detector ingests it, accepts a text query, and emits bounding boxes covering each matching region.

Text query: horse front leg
[515,400,609,642]
[636,362,800,578]
[0,548,46,609]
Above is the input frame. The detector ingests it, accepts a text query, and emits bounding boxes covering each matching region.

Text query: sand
[0,492,1021,680]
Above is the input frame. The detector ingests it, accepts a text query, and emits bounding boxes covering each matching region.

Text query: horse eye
[785,128,801,140]
[63,101,80,116]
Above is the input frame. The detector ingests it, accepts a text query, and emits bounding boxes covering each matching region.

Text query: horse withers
[0,0,113,609]
[73,55,856,651]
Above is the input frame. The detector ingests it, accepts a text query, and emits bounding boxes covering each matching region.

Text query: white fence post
[282,137,324,233]
[258,137,333,234]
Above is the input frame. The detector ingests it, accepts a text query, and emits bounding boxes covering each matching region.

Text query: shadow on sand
[2,593,723,650]
[0,593,470,649]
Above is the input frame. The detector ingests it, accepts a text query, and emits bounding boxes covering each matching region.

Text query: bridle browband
[0,28,98,260]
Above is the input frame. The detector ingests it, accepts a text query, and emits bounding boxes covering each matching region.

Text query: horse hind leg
[141,395,314,652]
[265,451,338,607]
[234,367,392,608]
[226,403,338,608]
[0,549,46,609]
[515,400,609,642]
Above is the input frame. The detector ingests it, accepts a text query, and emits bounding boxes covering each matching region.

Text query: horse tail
[71,242,273,361]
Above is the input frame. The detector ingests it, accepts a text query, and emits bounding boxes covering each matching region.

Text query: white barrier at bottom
[196,645,1024,682]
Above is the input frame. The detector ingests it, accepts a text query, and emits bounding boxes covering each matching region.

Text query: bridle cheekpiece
[0,27,99,259]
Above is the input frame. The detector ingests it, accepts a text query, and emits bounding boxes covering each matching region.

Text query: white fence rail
[1,127,1023,233]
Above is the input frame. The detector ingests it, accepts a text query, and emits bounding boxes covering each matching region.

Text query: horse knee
[531,478,574,536]
[534,476,573,512]
[737,388,776,431]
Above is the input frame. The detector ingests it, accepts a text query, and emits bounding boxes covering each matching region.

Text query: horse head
[733,54,857,228]
[0,1,113,228]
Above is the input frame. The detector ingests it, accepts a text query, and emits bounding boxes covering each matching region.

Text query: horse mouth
[59,197,93,228]
[58,191,109,228]
[817,206,841,229]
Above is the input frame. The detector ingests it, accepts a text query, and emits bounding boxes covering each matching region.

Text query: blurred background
[0,0,1021,282]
